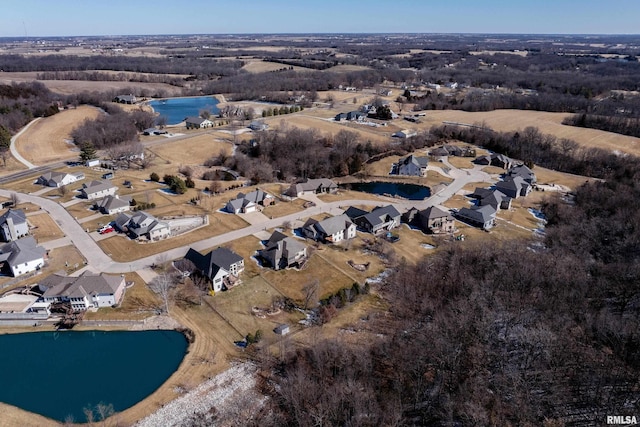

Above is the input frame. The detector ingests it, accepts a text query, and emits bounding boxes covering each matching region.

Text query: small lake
[149,96,220,125]
[0,330,187,423]
[342,181,431,200]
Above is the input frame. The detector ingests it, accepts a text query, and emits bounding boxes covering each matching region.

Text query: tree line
[251,142,640,427]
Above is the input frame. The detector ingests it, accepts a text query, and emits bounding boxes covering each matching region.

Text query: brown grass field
[14,107,100,165]
[241,60,310,73]
[420,109,640,156]
[26,212,65,242]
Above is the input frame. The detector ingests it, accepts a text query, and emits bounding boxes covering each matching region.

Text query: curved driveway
[0,163,492,274]
[9,118,40,169]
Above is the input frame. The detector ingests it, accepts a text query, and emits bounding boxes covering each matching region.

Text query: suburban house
[248,121,269,131]
[508,164,537,184]
[393,154,428,177]
[475,153,512,169]
[471,188,512,210]
[274,324,290,335]
[345,205,401,235]
[335,111,367,122]
[0,236,46,277]
[302,214,357,243]
[226,189,275,214]
[0,209,29,242]
[80,180,118,200]
[113,94,137,104]
[114,211,170,241]
[429,145,475,161]
[96,195,132,215]
[495,175,532,199]
[184,247,244,293]
[40,271,126,311]
[37,171,85,188]
[456,205,497,230]
[403,206,455,234]
[393,129,417,139]
[185,116,214,129]
[259,231,307,270]
[284,178,338,198]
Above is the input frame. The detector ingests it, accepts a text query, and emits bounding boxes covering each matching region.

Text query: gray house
[456,205,497,230]
[0,209,29,242]
[96,195,131,215]
[285,178,338,198]
[394,155,428,176]
[345,205,401,235]
[0,236,46,277]
[508,164,537,184]
[80,180,118,200]
[184,247,244,293]
[114,211,170,241]
[259,231,307,270]
[471,188,512,210]
[37,171,85,188]
[403,206,455,234]
[495,176,531,199]
[185,117,214,129]
[302,214,356,243]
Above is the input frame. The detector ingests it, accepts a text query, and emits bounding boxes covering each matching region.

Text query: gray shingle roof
[0,209,27,226]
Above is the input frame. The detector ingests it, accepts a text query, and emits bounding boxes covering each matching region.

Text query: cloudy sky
[1,0,638,37]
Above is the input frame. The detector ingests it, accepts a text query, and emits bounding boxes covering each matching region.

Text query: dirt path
[13,106,101,165]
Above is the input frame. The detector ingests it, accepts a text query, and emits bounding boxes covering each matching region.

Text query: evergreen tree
[79,142,97,162]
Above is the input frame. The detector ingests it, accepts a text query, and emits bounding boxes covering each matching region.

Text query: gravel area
[134,362,264,427]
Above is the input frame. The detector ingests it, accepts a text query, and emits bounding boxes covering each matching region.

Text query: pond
[149,96,220,125]
[0,330,188,423]
[342,181,431,200]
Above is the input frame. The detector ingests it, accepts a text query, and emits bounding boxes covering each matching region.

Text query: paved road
[0,160,493,276]
[9,118,39,169]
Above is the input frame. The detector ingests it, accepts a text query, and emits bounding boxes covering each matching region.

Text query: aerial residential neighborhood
[0,17,636,427]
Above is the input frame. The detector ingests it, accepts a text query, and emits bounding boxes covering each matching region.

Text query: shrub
[150,172,160,182]
[185,177,195,188]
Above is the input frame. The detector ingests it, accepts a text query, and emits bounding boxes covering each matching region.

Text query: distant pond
[342,181,431,200]
[0,330,187,423]
[149,96,220,125]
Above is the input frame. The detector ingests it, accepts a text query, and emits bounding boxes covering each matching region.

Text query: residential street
[0,161,493,278]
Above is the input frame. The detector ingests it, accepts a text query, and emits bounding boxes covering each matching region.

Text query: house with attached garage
[259,231,307,270]
[39,271,126,311]
[403,205,455,234]
[455,204,497,230]
[226,189,275,214]
[302,214,357,243]
[345,205,401,235]
[96,195,132,215]
[80,180,118,200]
[470,187,512,210]
[0,236,46,277]
[284,178,338,198]
[507,164,537,184]
[37,171,85,188]
[185,116,214,129]
[113,94,137,104]
[0,209,29,242]
[114,211,170,241]
[184,247,244,293]
[495,175,532,199]
[393,154,428,177]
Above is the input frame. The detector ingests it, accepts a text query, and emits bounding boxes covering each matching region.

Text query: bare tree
[10,192,20,206]
[302,278,319,310]
[58,185,68,197]
[149,273,175,315]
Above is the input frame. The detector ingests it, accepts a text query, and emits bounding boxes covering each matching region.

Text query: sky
[1,0,638,37]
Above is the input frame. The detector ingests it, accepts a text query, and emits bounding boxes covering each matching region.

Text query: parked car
[99,226,115,235]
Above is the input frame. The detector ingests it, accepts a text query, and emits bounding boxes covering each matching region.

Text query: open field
[14,106,101,165]
[0,72,184,96]
[279,114,392,143]
[241,60,310,73]
[421,109,640,157]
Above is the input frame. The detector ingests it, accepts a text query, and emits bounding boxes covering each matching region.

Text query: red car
[99,226,114,234]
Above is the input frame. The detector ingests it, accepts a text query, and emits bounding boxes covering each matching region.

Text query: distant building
[284,178,338,198]
[80,180,118,200]
[248,121,269,131]
[37,171,84,188]
[113,94,137,104]
[185,117,214,129]
[393,129,417,139]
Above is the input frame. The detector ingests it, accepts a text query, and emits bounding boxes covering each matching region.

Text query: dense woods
[70,105,154,149]
[254,151,640,427]
[0,82,59,134]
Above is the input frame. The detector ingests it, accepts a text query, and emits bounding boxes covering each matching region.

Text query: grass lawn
[261,250,355,304]
[65,201,98,219]
[27,213,65,242]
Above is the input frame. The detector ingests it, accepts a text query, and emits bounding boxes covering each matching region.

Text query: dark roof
[185,116,206,125]
[0,209,27,226]
[185,247,243,279]
[344,206,369,220]
[418,206,452,221]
